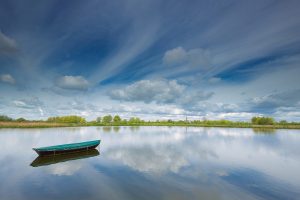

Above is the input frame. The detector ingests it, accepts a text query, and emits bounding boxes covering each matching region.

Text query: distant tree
[47,115,86,123]
[0,115,13,121]
[251,116,275,125]
[251,117,258,124]
[96,117,102,123]
[129,117,141,124]
[129,117,135,124]
[113,115,121,123]
[279,120,287,124]
[80,118,86,124]
[16,118,26,122]
[102,115,112,124]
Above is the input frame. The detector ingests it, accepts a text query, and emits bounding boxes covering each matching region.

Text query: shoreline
[0,121,300,129]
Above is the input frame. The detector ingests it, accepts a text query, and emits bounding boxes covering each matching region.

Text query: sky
[0,0,300,121]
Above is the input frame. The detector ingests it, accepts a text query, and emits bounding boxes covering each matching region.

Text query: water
[0,126,300,200]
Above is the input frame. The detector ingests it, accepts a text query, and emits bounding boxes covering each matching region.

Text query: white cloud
[248,89,300,114]
[38,107,44,116]
[103,103,186,117]
[13,100,28,108]
[46,162,82,176]
[106,146,188,174]
[163,46,187,65]
[12,97,43,109]
[109,79,185,104]
[179,91,214,106]
[55,76,89,91]
[163,46,213,70]
[108,79,215,115]
[0,31,18,55]
[0,74,15,84]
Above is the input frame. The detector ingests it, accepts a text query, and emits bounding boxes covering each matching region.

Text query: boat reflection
[30,149,100,167]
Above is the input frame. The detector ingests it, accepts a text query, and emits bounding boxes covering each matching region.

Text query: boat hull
[31,149,100,167]
[33,140,100,156]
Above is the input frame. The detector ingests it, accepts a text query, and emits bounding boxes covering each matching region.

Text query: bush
[251,117,275,125]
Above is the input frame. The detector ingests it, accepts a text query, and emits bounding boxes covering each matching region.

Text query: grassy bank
[1,121,300,129]
[0,121,76,128]
[1,115,300,129]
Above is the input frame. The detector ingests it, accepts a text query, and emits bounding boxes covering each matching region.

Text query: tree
[251,117,258,124]
[0,115,13,121]
[16,118,26,122]
[113,115,121,123]
[102,115,112,124]
[251,116,275,125]
[80,118,86,124]
[129,117,141,124]
[96,117,102,123]
[47,115,86,123]
[279,120,287,124]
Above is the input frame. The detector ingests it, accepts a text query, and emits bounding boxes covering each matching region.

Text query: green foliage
[96,117,102,123]
[129,117,142,124]
[1,113,300,129]
[16,118,26,122]
[167,119,173,123]
[251,117,258,124]
[102,115,113,124]
[47,115,86,123]
[0,115,13,121]
[279,120,287,124]
[251,116,275,125]
[113,115,121,123]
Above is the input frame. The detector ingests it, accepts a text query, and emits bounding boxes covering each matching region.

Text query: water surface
[0,127,299,200]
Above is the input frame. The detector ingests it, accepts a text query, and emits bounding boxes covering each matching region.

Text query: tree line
[0,115,27,122]
[0,114,299,126]
[94,115,143,125]
[47,116,86,123]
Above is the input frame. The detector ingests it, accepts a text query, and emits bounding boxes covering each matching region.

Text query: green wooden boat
[31,149,100,167]
[33,140,100,156]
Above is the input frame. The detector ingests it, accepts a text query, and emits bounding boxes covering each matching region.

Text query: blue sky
[0,0,300,121]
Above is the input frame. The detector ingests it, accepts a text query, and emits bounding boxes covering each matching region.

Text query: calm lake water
[0,126,300,200]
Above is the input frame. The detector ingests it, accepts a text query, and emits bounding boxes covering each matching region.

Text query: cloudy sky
[0,0,300,121]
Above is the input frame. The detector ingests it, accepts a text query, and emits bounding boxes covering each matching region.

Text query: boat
[31,149,100,167]
[33,140,101,156]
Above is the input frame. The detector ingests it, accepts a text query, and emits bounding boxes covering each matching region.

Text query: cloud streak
[0,31,18,55]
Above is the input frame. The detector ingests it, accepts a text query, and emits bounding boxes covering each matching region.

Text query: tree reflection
[252,128,277,134]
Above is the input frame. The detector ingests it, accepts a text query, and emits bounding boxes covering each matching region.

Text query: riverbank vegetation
[0,115,299,129]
